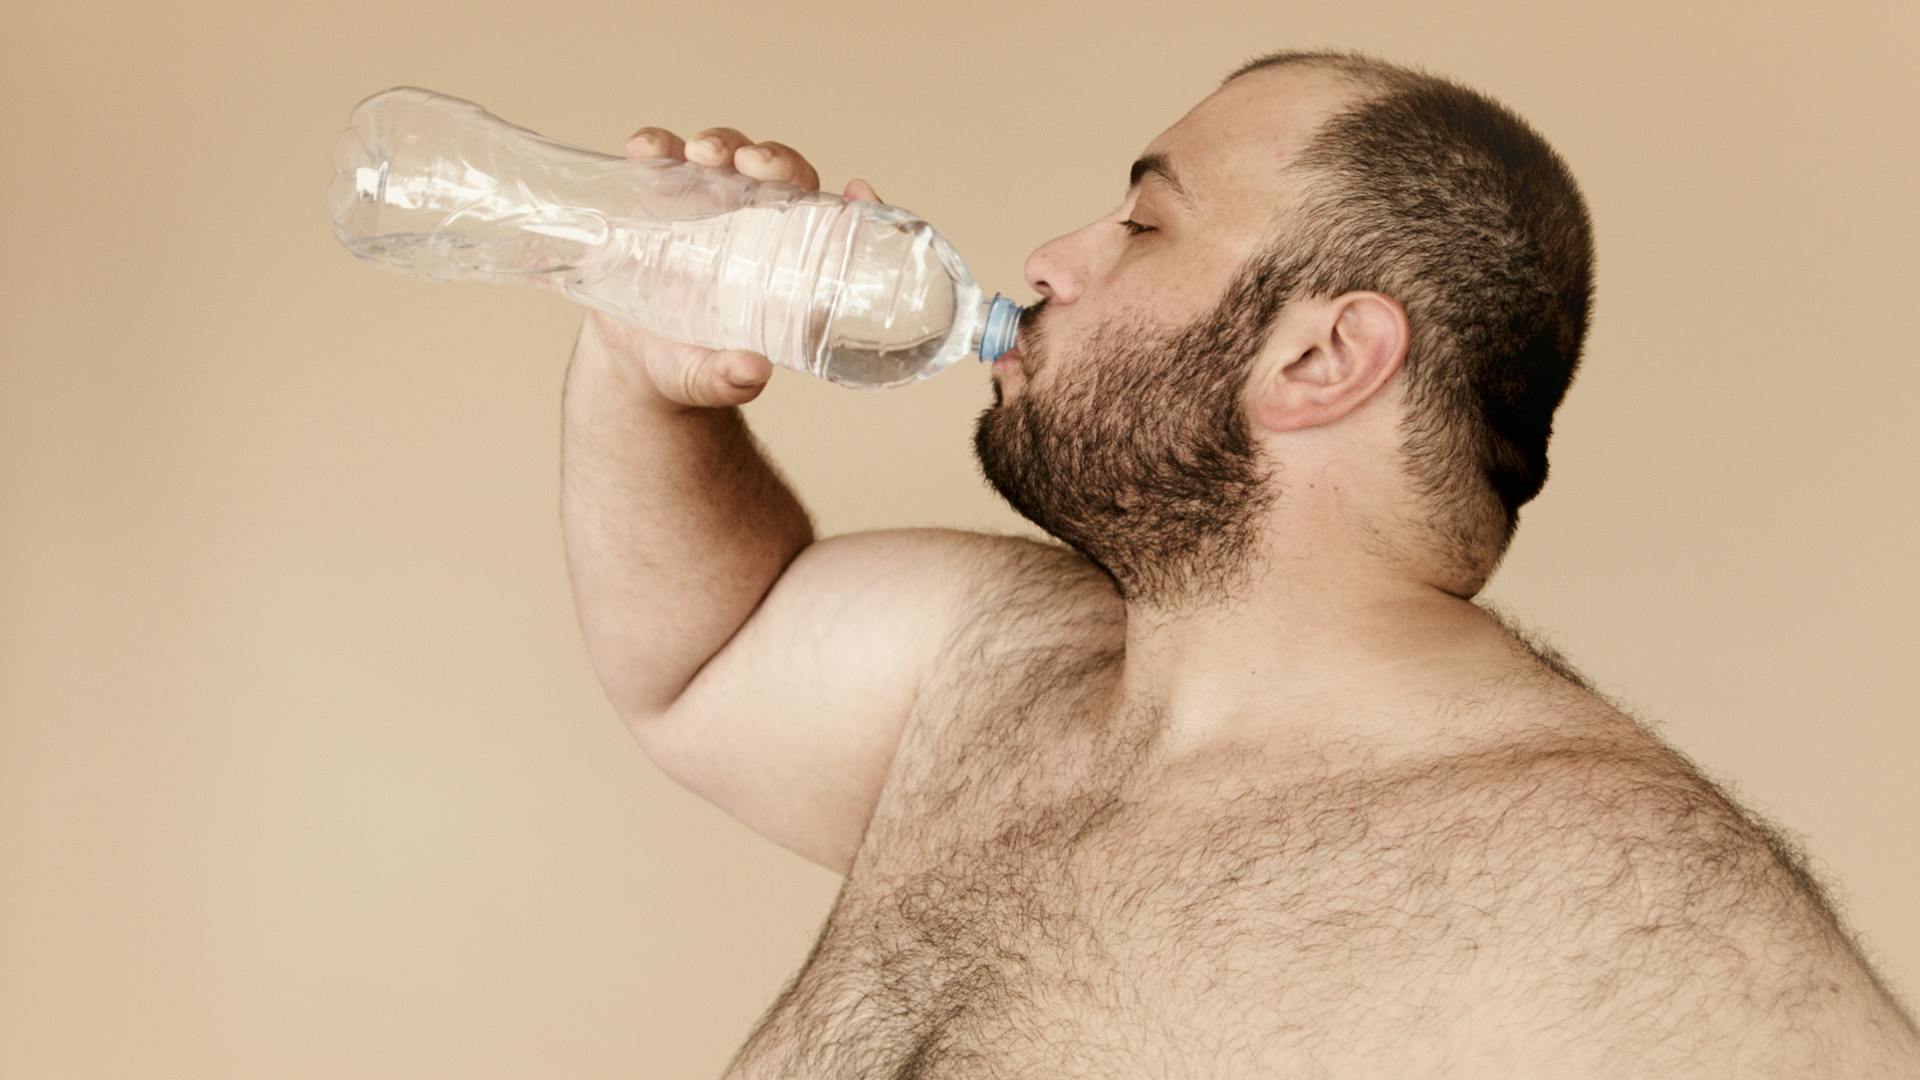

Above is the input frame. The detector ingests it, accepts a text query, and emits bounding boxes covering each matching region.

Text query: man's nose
[1023,237,1073,304]
[1022,220,1107,305]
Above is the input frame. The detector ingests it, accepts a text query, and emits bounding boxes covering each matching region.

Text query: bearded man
[559,48,1920,1077]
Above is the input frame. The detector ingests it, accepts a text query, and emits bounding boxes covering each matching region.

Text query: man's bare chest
[718,662,1549,1079]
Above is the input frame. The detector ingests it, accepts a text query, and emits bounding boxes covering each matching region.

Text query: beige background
[2,0,1915,1075]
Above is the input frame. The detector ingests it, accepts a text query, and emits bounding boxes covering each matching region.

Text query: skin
[977,65,1551,766]
[612,66,1920,1073]
[619,67,1538,766]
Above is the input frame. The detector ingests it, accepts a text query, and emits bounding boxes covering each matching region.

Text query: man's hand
[585,124,886,409]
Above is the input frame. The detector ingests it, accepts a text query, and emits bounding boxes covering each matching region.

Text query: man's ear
[1250,291,1409,434]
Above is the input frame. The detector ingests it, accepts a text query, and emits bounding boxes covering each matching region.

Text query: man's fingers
[736,140,820,192]
[621,126,868,205]
[686,127,754,166]
[843,178,884,204]
[626,127,684,160]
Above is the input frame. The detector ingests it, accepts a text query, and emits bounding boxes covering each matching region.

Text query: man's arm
[561,311,1055,875]
[553,124,1118,875]
[559,312,814,723]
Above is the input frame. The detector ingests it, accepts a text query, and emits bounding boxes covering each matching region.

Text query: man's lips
[992,346,1024,373]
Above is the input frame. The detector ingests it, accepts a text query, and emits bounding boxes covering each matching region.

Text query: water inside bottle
[816,211,974,387]
[554,199,982,389]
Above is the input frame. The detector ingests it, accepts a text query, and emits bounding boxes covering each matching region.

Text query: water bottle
[325,86,1024,390]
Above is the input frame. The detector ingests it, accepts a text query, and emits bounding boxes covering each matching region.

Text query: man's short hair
[1223,50,1596,594]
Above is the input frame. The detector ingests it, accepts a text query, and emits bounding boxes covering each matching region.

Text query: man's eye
[1118,219,1155,236]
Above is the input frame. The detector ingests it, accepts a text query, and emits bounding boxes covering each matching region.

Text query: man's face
[971,67,1358,606]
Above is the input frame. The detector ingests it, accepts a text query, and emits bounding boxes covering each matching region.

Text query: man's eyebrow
[1128,152,1197,213]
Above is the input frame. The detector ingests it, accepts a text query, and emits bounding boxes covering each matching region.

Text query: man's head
[972,50,1595,605]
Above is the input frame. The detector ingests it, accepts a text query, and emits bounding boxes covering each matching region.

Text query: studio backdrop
[2,0,1914,1076]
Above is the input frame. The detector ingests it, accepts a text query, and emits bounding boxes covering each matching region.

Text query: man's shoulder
[1422,721,1920,1069]
[1432,715,1830,937]
[925,533,1124,686]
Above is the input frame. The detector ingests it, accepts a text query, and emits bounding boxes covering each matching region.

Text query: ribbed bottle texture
[327,86,1021,389]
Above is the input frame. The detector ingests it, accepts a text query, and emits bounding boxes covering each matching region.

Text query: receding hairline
[1220,47,1424,92]
[1201,51,1405,222]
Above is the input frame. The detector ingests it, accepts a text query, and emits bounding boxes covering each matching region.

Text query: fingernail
[693,137,721,156]
[725,367,761,388]
[743,145,772,164]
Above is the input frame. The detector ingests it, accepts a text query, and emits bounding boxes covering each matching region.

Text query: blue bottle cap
[979,293,1024,361]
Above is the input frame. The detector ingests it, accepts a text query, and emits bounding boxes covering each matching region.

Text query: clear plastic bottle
[326,86,1024,389]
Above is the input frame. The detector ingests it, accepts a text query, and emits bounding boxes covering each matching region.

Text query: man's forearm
[559,316,814,722]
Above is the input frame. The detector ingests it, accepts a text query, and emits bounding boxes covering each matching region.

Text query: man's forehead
[1138,67,1360,211]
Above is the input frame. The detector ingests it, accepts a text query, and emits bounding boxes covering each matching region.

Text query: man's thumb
[713,349,772,400]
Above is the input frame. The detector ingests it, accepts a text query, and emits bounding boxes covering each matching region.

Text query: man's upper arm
[625,527,1093,876]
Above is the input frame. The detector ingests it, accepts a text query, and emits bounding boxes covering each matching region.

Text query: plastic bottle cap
[980,294,1024,362]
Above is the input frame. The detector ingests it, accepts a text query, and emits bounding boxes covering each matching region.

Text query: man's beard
[972,249,1298,608]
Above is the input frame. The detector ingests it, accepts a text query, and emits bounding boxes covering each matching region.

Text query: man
[560,48,1920,1076]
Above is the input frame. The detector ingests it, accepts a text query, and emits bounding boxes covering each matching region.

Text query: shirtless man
[559,49,1920,1078]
